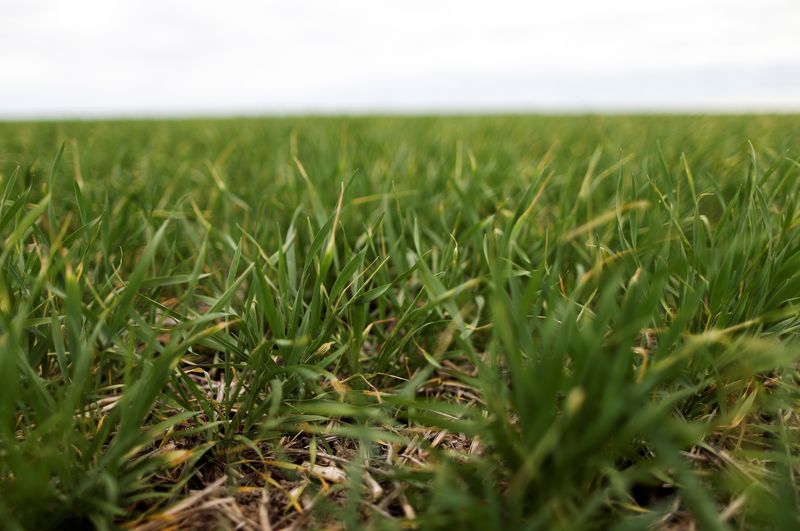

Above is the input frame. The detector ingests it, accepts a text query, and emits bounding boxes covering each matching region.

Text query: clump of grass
[0,116,798,529]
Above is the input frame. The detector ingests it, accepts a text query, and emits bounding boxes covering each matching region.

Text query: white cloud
[2,0,799,116]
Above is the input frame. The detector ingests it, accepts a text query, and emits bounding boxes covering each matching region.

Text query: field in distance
[0,115,798,529]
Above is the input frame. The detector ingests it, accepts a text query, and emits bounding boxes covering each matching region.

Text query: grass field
[1,115,799,530]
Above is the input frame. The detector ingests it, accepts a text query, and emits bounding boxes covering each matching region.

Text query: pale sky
[2,0,800,117]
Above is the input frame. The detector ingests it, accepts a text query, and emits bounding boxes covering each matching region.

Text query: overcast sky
[2,0,800,117]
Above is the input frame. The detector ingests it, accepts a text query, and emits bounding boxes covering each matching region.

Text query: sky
[2,0,800,117]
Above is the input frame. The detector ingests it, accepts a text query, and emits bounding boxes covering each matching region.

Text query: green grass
[0,115,799,530]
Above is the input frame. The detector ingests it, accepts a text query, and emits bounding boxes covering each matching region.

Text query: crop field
[1,115,799,530]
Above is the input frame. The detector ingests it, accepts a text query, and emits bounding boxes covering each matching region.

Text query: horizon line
[3,104,800,122]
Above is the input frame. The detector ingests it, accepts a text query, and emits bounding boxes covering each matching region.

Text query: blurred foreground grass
[0,115,799,529]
